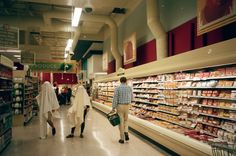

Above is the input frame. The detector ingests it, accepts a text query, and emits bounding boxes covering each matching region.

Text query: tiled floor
[1,106,169,156]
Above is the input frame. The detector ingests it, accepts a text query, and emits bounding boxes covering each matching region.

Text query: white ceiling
[0,0,142,61]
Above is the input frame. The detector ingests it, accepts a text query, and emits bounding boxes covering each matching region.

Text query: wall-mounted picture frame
[197,0,236,35]
[123,33,137,65]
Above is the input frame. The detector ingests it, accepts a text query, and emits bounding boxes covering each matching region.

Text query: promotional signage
[0,24,19,49]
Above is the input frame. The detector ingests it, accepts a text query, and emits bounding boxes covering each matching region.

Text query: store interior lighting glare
[13,55,21,58]
[0,49,21,53]
[64,52,69,59]
[65,39,73,51]
[72,7,82,27]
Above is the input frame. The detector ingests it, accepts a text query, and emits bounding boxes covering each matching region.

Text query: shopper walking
[112,77,133,144]
[36,81,60,139]
[66,85,91,138]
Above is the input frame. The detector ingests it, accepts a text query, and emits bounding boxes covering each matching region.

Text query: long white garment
[36,81,60,138]
[68,85,91,129]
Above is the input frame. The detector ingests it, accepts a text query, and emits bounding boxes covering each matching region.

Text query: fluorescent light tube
[14,55,21,57]
[64,53,68,59]
[72,8,82,27]
[65,39,73,51]
[0,49,21,53]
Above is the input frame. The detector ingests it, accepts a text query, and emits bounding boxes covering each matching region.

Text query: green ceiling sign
[29,62,73,71]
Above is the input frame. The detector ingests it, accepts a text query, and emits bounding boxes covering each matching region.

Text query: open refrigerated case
[92,39,236,156]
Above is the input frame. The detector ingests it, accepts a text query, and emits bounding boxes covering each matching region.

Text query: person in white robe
[66,85,91,138]
[36,81,60,139]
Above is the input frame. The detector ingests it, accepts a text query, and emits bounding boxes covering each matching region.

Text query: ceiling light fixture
[64,52,69,59]
[13,55,21,58]
[65,39,73,51]
[0,49,21,53]
[72,7,82,27]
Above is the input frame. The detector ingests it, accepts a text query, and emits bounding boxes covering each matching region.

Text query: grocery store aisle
[1,106,169,156]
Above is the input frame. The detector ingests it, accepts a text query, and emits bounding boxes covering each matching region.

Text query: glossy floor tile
[1,106,169,156]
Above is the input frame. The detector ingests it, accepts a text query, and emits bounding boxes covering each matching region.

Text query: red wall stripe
[42,72,50,83]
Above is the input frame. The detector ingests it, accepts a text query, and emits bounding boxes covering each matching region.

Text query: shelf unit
[23,76,38,125]
[0,56,13,153]
[93,64,236,155]
[12,78,24,116]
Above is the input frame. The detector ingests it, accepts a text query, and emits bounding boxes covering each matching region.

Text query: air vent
[112,8,126,14]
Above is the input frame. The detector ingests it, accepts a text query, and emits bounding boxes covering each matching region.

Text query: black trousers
[71,108,88,135]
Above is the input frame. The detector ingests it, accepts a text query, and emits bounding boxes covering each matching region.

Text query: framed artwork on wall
[123,33,137,65]
[197,0,236,35]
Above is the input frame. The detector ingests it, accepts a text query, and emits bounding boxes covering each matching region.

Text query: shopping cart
[211,142,236,156]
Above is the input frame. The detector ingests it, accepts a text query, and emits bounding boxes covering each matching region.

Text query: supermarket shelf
[134,100,159,106]
[133,82,143,84]
[194,112,236,121]
[131,104,158,112]
[188,95,236,101]
[204,76,236,80]
[157,88,179,90]
[0,101,12,108]
[134,96,149,99]
[0,88,12,92]
[158,109,179,116]
[0,112,12,121]
[201,130,218,138]
[24,103,33,108]
[133,87,158,89]
[198,121,222,129]
[149,97,165,100]
[24,98,34,101]
[154,117,192,129]
[92,101,212,156]
[98,94,113,97]
[192,103,236,110]
[134,96,165,100]
[25,88,34,91]
[174,76,236,81]
[178,86,236,89]
[134,91,163,94]
[25,92,33,95]
[158,102,178,107]
[0,76,12,81]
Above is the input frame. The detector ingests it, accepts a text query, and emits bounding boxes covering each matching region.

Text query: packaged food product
[225,67,234,76]
[231,90,236,99]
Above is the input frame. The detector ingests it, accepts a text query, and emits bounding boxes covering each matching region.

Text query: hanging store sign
[29,62,74,72]
[21,51,35,64]
[0,24,19,49]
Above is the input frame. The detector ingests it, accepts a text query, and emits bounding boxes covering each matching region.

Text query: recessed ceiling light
[17,58,21,60]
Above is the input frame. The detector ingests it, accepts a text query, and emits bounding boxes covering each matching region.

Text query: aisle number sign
[29,62,74,72]
[0,24,19,49]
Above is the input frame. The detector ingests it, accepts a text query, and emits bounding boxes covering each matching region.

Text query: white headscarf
[68,85,91,128]
[36,81,60,118]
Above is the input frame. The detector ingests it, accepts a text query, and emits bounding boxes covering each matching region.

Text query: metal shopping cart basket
[211,142,236,156]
